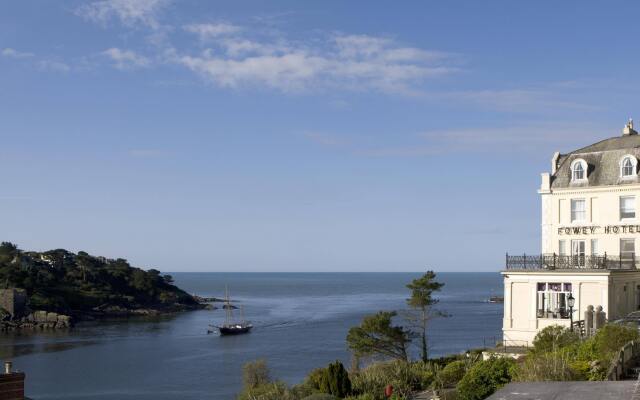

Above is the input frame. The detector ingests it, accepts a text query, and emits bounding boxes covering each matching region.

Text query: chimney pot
[623,118,637,135]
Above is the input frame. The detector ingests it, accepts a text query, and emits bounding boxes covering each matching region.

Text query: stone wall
[0,311,72,332]
[0,289,27,320]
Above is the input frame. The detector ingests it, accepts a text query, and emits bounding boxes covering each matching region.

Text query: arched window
[621,155,637,178]
[572,161,585,181]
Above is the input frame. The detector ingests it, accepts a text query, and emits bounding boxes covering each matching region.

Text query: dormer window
[571,159,587,182]
[620,155,637,178]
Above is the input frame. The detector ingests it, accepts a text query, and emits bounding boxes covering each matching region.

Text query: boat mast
[225,285,234,325]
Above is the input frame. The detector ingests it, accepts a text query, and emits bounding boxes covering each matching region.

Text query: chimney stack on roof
[623,118,637,136]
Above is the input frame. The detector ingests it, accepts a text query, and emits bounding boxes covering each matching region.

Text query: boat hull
[219,325,252,335]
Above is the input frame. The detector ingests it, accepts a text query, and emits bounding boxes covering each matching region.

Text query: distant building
[503,121,640,346]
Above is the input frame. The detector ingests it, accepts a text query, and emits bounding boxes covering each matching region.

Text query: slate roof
[551,134,640,189]
[487,381,636,400]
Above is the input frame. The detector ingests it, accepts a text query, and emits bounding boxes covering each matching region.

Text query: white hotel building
[503,121,640,346]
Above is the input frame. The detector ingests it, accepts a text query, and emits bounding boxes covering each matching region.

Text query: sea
[0,272,503,400]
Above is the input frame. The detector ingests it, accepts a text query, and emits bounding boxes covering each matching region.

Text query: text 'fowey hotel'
[503,120,640,345]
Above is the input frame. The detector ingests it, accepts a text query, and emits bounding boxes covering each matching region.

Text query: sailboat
[216,286,252,335]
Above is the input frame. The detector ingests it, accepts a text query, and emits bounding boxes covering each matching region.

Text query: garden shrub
[515,349,576,382]
[237,381,296,400]
[301,394,338,400]
[350,360,430,400]
[592,324,639,358]
[456,357,516,400]
[320,361,352,397]
[531,325,580,354]
[437,360,466,387]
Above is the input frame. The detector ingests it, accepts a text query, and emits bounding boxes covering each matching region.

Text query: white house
[503,121,640,346]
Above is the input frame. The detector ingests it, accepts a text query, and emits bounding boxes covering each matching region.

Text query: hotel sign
[557,225,640,235]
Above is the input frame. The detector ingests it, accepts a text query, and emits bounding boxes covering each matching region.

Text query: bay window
[537,282,572,319]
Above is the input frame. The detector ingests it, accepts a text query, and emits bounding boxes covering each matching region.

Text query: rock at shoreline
[0,310,74,332]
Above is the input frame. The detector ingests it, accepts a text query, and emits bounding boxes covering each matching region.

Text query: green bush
[350,360,431,400]
[456,357,516,400]
[592,324,639,358]
[515,349,576,382]
[437,360,466,387]
[242,359,271,390]
[301,394,338,400]
[531,325,580,354]
[344,394,376,400]
[237,381,296,400]
[316,361,352,397]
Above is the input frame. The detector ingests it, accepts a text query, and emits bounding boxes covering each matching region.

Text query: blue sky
[2,1,640,272]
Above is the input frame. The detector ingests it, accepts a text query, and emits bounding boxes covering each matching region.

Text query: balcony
[505,253,638,271]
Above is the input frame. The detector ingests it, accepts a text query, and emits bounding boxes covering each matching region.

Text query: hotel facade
[503,121,640,346]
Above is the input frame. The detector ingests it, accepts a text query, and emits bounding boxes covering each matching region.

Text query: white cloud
[358,123,610,157]
[175,32,458,94]
[441,89,600,113]
[38,60,71,72]
[102,48,150,70]
[184,23,242,40]
[76,0,169,28]
[303,132,348,147]
[1,48,34,59]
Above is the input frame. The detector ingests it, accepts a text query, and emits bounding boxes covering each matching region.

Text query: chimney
[0,361,25,400]
[623,118,637,136]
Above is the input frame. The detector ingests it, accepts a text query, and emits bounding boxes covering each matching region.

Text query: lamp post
[567,293,575,332]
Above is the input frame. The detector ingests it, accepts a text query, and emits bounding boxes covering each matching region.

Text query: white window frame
[620,196,636,221]
[537,282,573,319]
[570,159,588,182]
[620,155,637,178]
[559,240,567,256]
[591,239,598,256]
[571,198,586,222]
[621,238,635,259]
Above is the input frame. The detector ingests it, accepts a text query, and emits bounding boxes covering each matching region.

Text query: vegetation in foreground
[235,270,640,400]
[0,242,200,318]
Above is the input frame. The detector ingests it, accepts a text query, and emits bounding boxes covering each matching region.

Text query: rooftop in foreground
[487,381,636,400]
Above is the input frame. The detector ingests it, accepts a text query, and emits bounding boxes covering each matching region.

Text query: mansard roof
[551,134,640,189]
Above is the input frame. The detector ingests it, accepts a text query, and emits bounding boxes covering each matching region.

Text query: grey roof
[551,135,640,189]
[487,381,637,400]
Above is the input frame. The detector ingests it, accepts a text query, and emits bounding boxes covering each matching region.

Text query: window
[621,238,635,260]
[559,240,567,255]
[572,162,585,181]
[622,156,636,177]
[571,199,586,222]
[572,240,585,267]
[620,196,636,220]
[591,239,598,256]
[537,282,573,319]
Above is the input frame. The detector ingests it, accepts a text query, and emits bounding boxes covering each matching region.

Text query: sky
[2,1,640,272]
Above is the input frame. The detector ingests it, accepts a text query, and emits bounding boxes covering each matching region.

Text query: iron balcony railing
[505,253,638,270]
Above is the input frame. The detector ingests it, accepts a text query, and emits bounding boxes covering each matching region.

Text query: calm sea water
[0,272,503,400]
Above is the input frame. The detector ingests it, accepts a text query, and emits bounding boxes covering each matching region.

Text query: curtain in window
[623,157,635,176]
[571,199,586,221]
[620,196,636,219]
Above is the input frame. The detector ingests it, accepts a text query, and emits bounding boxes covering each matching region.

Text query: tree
[347,311,412,361]
[405,270,446,362]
